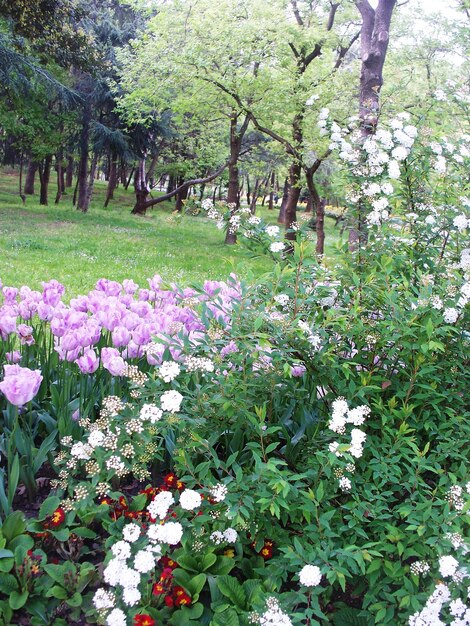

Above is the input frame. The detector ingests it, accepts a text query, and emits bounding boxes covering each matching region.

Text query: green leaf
[332,608,372,626]
[66,592,82,607]
[2,511,25,542]
[45,585,68,600]
[201,552,217,571]
[9,589,29,610]
[186,573,206,599]
[0,573,18,593]
[7,455,20,508]
[211,608,240,626]
[216,575,246,610]
[38,496,61,520]
[0,549,14,559]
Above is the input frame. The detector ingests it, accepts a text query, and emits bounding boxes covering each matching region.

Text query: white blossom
[299,564,322,587]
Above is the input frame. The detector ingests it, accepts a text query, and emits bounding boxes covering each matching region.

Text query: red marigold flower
[260,546,273,560]
[173,586,186,597]
[164,595,174,607]
[119,496,129,509]
[176,481,185,491]
[134,615,155,626]
[160,556,177,570]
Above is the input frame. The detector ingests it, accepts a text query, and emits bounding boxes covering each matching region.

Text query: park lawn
[0,169,341,297]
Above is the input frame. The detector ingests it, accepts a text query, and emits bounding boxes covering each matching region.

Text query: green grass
[0,169,341,297]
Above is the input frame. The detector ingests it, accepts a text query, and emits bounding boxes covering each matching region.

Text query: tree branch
[290,0,304,26]
[139,161,231,210]
[327,2,340,31]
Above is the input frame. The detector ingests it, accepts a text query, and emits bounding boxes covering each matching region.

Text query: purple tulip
[2,287,18,301]
[61,331,80,352]
[0,364,42,406]
[5,351,21,363]
[50,316,66,337]
[101,347,125,376]
[112,326,131,347]
[76,349,99,374]
[132,323,151,346]
[123,279,138,294]
[17,324,35,346]
[0,315,17,337]
[37,302,54,321]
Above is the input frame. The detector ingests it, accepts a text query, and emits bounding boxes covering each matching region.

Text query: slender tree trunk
[250,178,261,214]
[268,171,275,210]
[65,156,74,188]
[166,174,175,196]
[104,151,118,208]
[246,175,251,205]
[19,155,26,203]
[55,153,64,204]
[225,113,242,245]
[85,153,98,209]
[38,155,52,206]
[24,161,37,195]
[199,183,206,201]
[278,177,289,224]
[77,99,92,212]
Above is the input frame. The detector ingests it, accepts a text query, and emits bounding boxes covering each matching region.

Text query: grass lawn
[0,169,342,297]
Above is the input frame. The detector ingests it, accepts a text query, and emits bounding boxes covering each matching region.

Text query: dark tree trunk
[350,0,397,247]
[305,168,325,256]
[268,171,276,210]
[85,153,98,209]
[199,183,206,201]
[284,160,302,242]
[55,153,64,204]
[166,174,175,196]
[18,156,26,203]
[175,183,188,212]
[65,156,74,188]
[132,160,150,215]
[356,0,396,135]
[38,155,52,206]
[250,178,261,214]
[104,151,118,208]
[225,111,250,245]
[77,99,92,212]
[278,177,290,224]
[120,161,127,185]
[246,175,251,205]
[24,161,37,195]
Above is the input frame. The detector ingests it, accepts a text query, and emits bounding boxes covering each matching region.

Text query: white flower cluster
[274,294,290,306]
[209,483,228,502]
[147,490,174,519]
[159,360,181,382]
[210,527,239,544]
[408,583,470,626]
[160,389,183,413]
[201,198,214,211]
[298,564,322,587]
[139,403,163,423]
[257,597,293,626]
[147,520,183,545]
[270,242,285,254]
[179,489,202,511]
[328,398,370,493]
[184,356,215,373]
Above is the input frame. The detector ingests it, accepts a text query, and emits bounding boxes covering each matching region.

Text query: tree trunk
[284,161,302,242]
[357,0,396,134]
[268,171,276,210]
[278,177,289,224]
[38,155,52,206]
[166,174,175,196]
[305,169,325,256]
[77,99,92,212]
[55,153,64,204]
[250,178,261,214]
[65,156,74,188]
[104,151,118,208]
[24,161,37,195]
[199,183,206,201]
[175,183,188,212]
[132,160,150,215]
[225,113,242,245]
[85,153,98,209]
[246,175,251,205]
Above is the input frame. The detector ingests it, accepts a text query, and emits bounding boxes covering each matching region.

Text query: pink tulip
[101,347,125,376]
[76,349,99,374]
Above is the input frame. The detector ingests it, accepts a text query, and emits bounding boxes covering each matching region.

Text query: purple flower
[123,279,138,294]
[0,314,17,337]
[291,364,307,377]
[220,340,238,358]
[132,323,151,346]
[5,351,21,364]
[0,364,42,406]
[17,324,35,346]
[76,349,99,374]
[101,347,125,376]
[2,287,18,302]
[112,326,131,347]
